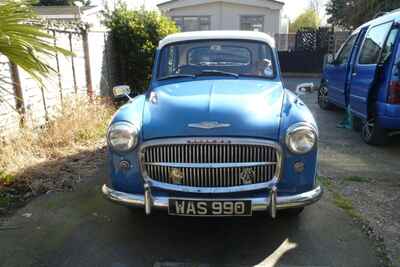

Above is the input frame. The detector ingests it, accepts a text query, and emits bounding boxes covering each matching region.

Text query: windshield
[158,40,275,80]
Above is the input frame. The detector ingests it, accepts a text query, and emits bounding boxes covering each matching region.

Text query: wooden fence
[275,29,350,74]
[0,28,114,136]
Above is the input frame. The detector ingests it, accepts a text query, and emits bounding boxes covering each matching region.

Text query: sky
[130,0,330,22]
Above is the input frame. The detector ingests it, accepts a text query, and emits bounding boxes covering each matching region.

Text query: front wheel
[318,84,333,110]
[361,117,388,145]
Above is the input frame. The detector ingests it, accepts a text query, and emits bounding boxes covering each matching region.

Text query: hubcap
[363,119,375,140]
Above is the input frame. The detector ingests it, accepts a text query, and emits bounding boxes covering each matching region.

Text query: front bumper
[102,184,323,218]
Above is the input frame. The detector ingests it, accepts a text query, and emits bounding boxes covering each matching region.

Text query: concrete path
[0,177,379,267]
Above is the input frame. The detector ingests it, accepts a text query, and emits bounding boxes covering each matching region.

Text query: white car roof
[158,31,276,49]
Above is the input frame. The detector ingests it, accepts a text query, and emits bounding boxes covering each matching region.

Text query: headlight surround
[285,123,318,154]
[107,122,138,152]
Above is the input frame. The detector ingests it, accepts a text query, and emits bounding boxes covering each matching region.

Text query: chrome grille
[140,139,280,188]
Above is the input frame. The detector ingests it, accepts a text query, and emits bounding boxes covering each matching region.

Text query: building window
[240,16,264,32]
[172,16,211,32]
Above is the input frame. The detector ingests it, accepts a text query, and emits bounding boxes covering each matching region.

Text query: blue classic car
[319,10,400,145]
[102,31,323,218]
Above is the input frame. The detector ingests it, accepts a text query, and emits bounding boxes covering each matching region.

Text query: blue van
[319,10,400,145]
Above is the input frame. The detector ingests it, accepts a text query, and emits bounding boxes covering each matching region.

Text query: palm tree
[0,0,71,84]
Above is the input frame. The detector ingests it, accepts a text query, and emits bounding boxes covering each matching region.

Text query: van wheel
[361,117,388,145]
[353,117,362,132]
[318,84,333,110]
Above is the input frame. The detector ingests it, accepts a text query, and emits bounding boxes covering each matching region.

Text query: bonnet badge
[239,168,256,185]
[188,121,231,129]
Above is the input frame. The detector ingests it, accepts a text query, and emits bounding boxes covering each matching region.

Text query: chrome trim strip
[144,161,277,168]
[269,185,277,218]
[102,184,323,213]
[148,177,278,193]
[139,137,283,193]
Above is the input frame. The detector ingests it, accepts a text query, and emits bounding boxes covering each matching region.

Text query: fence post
[52,30,63,104]
[9,62,25,127]
[69,33,78,94]
[40,86,49,122]
[82,29,93,98]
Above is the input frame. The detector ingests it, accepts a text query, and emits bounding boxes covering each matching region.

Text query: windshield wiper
[196,70,239,78]
[158,74,195,81]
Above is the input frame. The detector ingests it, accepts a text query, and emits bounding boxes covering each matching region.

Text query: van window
[380,27,399,64]
[335,34,357,65]
[359,22,392,65]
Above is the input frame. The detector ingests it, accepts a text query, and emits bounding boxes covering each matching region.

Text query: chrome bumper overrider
[102,184,323,218]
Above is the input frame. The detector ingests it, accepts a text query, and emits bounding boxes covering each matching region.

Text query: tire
[318,84,333,110]
[279,207,304,217]
[353,117,363,132]
[361,117,388,145]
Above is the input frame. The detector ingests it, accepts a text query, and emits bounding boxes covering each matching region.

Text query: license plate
[168,199,252,217]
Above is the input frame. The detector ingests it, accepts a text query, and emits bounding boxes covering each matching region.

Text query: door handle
[352,72,357,76]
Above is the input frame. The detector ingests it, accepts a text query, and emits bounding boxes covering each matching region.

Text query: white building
[32,6,104,30]
[157,0,286,36]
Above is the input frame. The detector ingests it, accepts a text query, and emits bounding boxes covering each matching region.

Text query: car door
[349,21,393,119]
[324,34,358,107]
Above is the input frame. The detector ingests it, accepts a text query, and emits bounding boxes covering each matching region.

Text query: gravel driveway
[0,77,397,267]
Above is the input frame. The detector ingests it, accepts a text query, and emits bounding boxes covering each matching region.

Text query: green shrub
[104,5,179,94]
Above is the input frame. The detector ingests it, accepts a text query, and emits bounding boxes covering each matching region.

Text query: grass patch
[332,191,361,220]
[0,97,114,175]
[317,175,333,188]
[344,176,371,183]
[0,193,11,208]
[0,171,15,186]
[0,96,115,211]
[318,176,361,219]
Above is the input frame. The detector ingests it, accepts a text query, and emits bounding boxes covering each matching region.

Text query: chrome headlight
[285,123,318,154]
[107,122,138,152]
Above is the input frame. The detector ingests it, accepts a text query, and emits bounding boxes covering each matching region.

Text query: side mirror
[325,54,335,65]
[112,85,131,99]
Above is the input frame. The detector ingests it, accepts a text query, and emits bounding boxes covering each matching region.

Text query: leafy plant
[103,4,178,94]
[0,170,15,185]
[0,0,72,84]
[289,9,320,33]
[327,0,400,29]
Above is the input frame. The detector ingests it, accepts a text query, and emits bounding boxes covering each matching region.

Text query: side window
[167,46,178,74]
[380,27,399,64]
[359,22,392,65]
[335,35,357,65]
[159,46,179,77]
